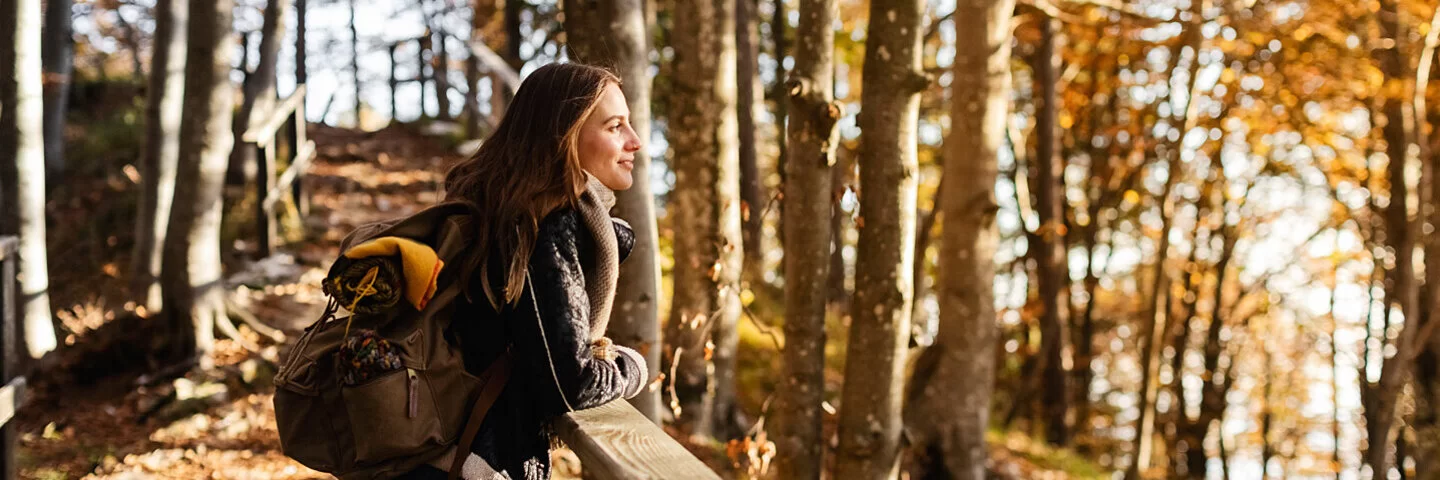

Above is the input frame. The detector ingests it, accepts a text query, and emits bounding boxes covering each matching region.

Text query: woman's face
[577,82,642,191]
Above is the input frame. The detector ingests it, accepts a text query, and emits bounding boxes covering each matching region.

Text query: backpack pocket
[274,387,342,471]
[342,366,445,464]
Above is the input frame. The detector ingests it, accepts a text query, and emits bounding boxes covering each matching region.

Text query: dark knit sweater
[417,207,646,480]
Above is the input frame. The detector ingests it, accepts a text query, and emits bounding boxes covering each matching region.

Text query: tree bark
[229,0,286,190]
[131,0,188,314]
[163,0,237,369]
[296,0,307,87]
[902,1,1011,477]
[465,0,491,138]
[42,0,73,180]
[350,0,362,127]
[504,0,523,72]
[769,0,841,474]
[1032,16,1071,446]
[736,0,765,275]
[832,0,923,474]
[665,0,742,439]
[828,149,850,304]
[562,0,664,424]
[0,0,58,360]
[1412,6,1440,478]
[1368,0,1420,475]
[434,25,452,120]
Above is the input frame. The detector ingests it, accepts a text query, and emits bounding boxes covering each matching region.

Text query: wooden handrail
[555,401,722,480]
[262,140,316,210]
[243,84,308,146]
[0,237,14,262]
[0,378,25,427]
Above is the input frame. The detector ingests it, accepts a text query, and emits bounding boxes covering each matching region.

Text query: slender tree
[902,0,1012,477]
[349,0,362,126]
[562,0,663,423]
[771,0,840,474]
[665,0,743,439]
[833,0,925,474]
[0,0,58,360]
[736,0,764,273]
[296,0,307,87]
[163,0,237,368]
[1365,0,1422,475]
[229,0,287,188]
[41,0,73,180]
[1032,16,1071,446]
[131,0,189,314]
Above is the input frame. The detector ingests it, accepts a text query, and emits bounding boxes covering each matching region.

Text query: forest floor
[14,116,1102,479]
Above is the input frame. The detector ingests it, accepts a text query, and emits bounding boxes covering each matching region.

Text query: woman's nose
[624,127,642,152]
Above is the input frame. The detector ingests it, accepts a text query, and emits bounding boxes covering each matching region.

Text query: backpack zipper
[406,368,419,418]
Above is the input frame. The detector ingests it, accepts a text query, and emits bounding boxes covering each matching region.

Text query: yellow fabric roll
[343,237,444,310]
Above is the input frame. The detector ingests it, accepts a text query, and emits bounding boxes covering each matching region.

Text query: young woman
[400,62,649,479]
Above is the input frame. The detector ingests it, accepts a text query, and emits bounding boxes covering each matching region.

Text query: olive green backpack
[273,203,510,479]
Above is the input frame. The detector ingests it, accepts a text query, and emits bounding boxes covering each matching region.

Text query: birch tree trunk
[563,0,664,424]
[902,0,1012,477]
[833,0,924,473]
[665,0,743,439]
[163,0,237,369]
[771,0,841,474]
[131,0,188,314]
[0,0,58,360]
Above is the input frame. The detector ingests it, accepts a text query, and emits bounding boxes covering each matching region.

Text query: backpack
[273,203,510,479]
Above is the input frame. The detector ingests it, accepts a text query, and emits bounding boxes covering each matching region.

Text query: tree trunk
[0,0,58,360]
[163,0,237,369]
[42,0,73,180]
[1368,0,1419,475]
[1128,3,1205,474]
[131,0,188,314]
[464,0,490,139]
[769,0,840,474]
[665,0,742,439]
[562,0,664,424]
[832,0,923,474]
[827,149,850,304]
[902,0,1011,478]
[909,176,941,344]
[434,26,452,120]
[296,0,306,87]
[503,0,522,72]
[229,0,286,192]
[1412,6,1440,478]
[736,0,764,275]
[350,0,362,127]
[1032,16,1070,446]
[769,0,786,245]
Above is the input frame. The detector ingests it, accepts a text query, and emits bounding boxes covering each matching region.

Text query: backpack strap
[447,351,513,480]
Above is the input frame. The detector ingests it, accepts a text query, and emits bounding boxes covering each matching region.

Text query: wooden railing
[556,401,721,480]
[241,84,315,257]
[0,236,29,480]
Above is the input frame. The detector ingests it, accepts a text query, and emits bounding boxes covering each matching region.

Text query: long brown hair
[443,63,620,309]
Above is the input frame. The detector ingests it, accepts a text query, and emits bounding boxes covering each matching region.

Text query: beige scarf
[577,174,619,343]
